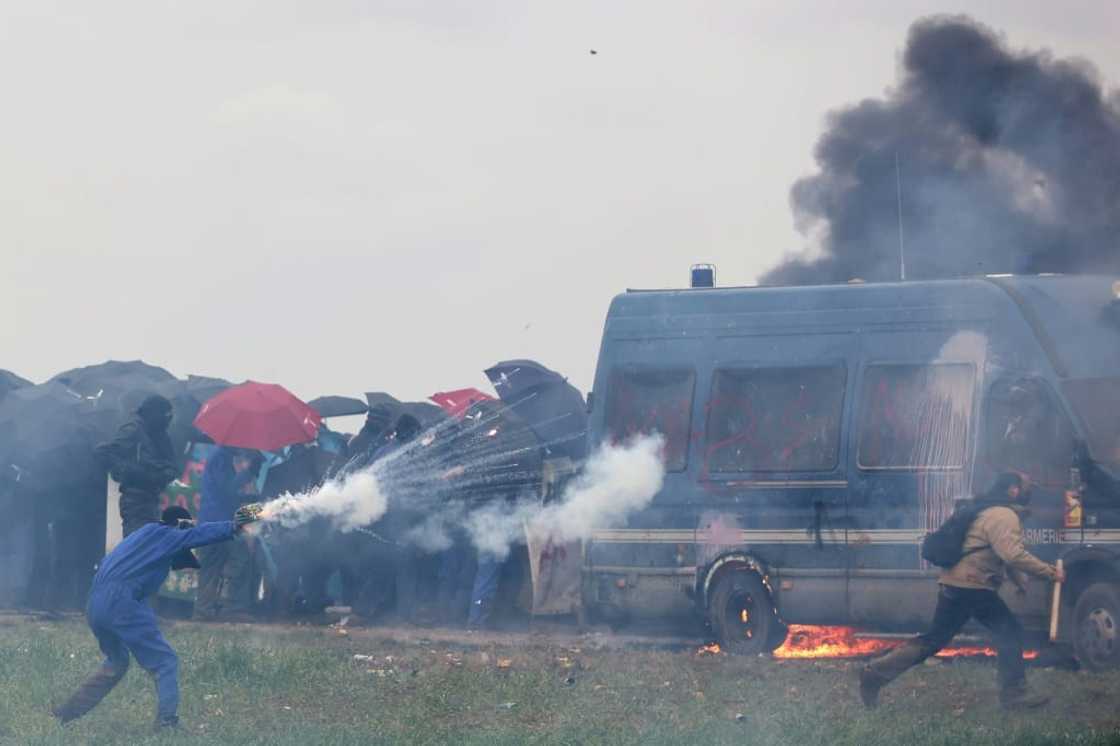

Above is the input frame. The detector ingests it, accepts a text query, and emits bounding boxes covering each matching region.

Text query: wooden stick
[1049,558,1064,642]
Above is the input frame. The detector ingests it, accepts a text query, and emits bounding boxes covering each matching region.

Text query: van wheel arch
[700,554,787,654]
[1063,554,1120,611]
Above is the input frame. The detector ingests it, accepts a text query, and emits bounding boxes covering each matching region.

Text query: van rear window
[704,366,846,473]
[605,368,695,471]
[857,364,974,470]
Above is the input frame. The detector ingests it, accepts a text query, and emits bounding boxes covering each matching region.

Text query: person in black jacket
[95,396,178,536]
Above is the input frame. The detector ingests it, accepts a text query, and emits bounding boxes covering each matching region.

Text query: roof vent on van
[690,264,716,288]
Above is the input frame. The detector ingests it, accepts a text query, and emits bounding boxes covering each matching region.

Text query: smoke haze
[261,433,665,559]
[764,15,1120,285]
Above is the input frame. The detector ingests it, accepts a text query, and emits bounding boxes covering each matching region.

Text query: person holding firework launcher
[52,504,261,729]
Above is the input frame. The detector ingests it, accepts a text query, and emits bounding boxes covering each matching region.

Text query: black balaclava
[394,414,422,444]
[138,395,174,434]
[161,505,193,527]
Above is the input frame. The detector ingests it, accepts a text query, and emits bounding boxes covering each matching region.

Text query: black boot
[858,642,927,709]
[52,663,128,724]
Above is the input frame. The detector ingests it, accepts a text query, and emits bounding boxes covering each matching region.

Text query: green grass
[1,617,1118,745]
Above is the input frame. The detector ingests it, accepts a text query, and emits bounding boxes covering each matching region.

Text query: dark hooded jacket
[94,396,178,495]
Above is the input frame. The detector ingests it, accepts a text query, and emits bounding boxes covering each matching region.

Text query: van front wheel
[708,571,774,656]
[1073,582,1120,671]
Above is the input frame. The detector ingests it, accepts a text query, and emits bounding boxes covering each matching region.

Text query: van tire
[1073,582,1120,672]
[708,570,774,656]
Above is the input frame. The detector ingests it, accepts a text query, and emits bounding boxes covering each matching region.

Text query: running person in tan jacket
[859,473,1065,710]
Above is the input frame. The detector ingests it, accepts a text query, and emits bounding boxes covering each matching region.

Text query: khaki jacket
[939,505,1057,591]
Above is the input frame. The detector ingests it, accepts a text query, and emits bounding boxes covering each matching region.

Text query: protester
[858,472,1064,710]
[52,505,259,729]
[94,395,179,536]
[194,447,261,622]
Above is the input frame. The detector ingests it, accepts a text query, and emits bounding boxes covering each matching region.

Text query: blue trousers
[468,554,503,627]
[86,584,179,723]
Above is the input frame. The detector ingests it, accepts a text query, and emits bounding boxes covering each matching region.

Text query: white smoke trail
[460,433,666,559]
[259,433,666,556]
[262,469,388,532]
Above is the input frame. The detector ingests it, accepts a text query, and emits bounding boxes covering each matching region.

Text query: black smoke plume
[764,15,1120,285]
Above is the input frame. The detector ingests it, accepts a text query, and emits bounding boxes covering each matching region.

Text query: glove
[234,502,264,528]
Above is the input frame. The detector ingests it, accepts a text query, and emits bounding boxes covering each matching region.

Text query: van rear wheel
[708,571,774,656]
[1073,582,1120,671]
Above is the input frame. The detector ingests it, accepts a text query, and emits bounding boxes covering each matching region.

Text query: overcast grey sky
[3,1,1119,406]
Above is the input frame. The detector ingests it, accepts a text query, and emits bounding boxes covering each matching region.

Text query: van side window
[986,378,1074,489]
[605,368,695,471]
[857,364,974,470]
[704,366,846,473]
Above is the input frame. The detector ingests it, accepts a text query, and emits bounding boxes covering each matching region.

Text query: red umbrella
[429,388,495,419]
[193,381,321,451]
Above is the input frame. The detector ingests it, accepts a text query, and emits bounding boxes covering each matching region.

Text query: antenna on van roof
[895,151,906,281]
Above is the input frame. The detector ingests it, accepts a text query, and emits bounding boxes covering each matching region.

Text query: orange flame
[771,625,1039,660]
[696,643,723,656]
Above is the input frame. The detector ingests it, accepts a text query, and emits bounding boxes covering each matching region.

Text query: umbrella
[485,360,565,392]
[429,388,495,419]
[0,382,108,479]
[0,369,32,403]
[363,392,447,428]
[194,381,321,451]
[308,395,369,419]
[484,360,588,461]
[50,360,176,406]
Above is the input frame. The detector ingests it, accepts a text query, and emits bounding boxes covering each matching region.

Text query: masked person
[194,447,262,622]
[52,505,260,729]
[859,472,1064,710]
[95,395,179,536]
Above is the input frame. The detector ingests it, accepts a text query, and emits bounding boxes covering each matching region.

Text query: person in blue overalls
[52,504,259,729]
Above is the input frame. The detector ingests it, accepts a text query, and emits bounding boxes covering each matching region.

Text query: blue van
[583,275,1120,670]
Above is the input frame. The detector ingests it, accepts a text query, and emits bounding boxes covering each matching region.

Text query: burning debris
[697,625,1040,661]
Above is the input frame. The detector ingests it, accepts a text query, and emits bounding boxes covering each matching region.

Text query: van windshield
[1063,378,1120,468]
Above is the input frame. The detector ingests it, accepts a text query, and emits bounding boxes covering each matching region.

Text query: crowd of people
[96,391,572,631]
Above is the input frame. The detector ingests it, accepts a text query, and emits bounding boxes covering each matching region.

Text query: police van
[583,274,1120,670]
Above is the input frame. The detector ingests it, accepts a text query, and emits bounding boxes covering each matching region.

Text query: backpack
[920,499,996,568]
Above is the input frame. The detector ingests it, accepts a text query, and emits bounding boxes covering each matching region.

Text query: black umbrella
[363,392,446,429]
[0,369,32,403]
[484,360,588,461]
[50,360,177,417]
[0,382,108,479]
[309,395,369,419]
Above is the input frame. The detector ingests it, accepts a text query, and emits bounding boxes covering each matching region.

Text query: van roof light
[690,264,716,288]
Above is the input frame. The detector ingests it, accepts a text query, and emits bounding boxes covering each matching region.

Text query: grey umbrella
[0,369,32,404]
[484,360,588,461]
[309,395,369,419]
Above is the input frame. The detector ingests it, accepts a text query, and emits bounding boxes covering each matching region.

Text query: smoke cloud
[764,15,1120,285]
[261,433,666,560]
[263,470,388,533]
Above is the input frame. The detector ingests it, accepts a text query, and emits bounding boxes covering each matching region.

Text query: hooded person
[94,395,179,536]
[859,472,1064,711]
[52,504,260,729]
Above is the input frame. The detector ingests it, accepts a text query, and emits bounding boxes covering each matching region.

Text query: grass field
[2,615,1119,745]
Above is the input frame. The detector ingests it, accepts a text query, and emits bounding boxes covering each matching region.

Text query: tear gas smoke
[262,470,388,533]
[764,15,1120,285]
[260,433,666,560]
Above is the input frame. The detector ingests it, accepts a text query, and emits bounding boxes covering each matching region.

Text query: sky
[3,1,1119,407]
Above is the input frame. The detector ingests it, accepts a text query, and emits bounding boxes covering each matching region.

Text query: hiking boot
[859,666,883,709]
[1000,687,1050,710]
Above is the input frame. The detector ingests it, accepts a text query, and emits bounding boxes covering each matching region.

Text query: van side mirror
[586,391,594,413]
